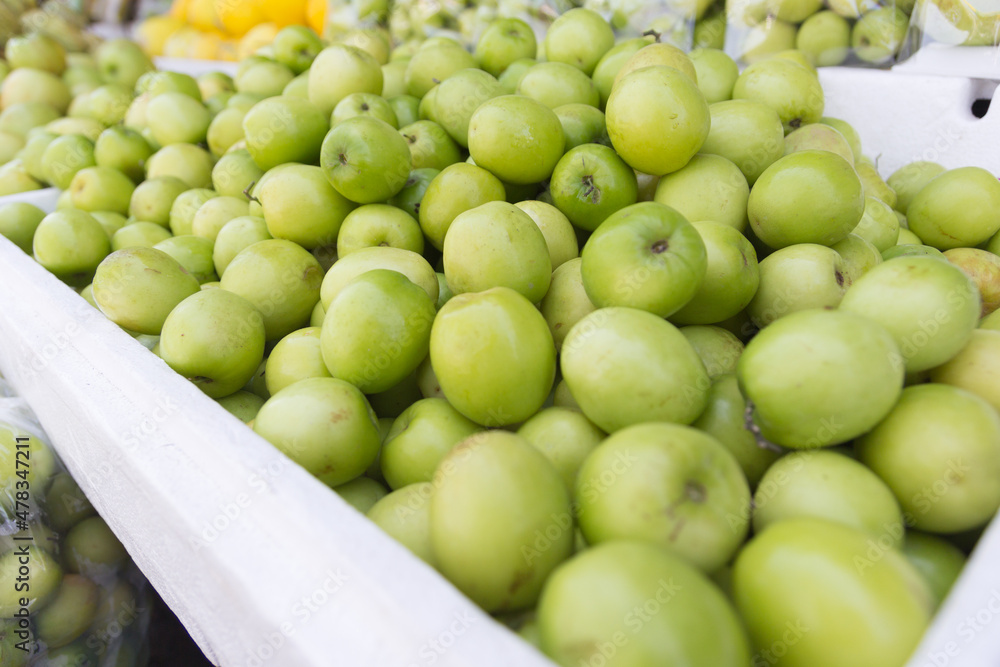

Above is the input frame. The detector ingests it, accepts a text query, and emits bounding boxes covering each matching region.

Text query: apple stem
[642,29,662,43]
[743,400,785,453]
[243,180,260,204]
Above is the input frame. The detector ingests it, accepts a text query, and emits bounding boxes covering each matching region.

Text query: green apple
[14,128,59,183]
[852,7,909,64]
[0,68,72,114]
[41,133,96,190]
[733,59,824,133]
[797,11,851,66]
[0,546,62,616]
[404,42,477,99]
[887,161,945,214]
[418,162,506,249]
[137,70,201,100]
[606,66,709,176]
[159,288,266,397]
[432,68,502,147]
[739,308,904,448]
[320,269,435,393]
[92,247,200,334]
[671,221,759,326]
[929,329,1000,411]
[430,287,555,426]
[62,516,128,576]
[944,247,1000,316]
[387,95,420,128]
[34,574,99,649]
[539,257,596,351]
[0,130,23,164]
[398,120,461,170]
[0,202,45,253]
[543,7,615,76]
[691,373,781,486]
[272,25,323,74]
[850,195,900,252]
[548,143,637,232]
[333,92,398,128]
[552,103,609,150]
[514,200,579,270]
[254,377,380,487]
[367,483,436,566]
[212,218,270,281]
[474,17,538,77]
[234,60,295,98]
[834,232,883,283]
[111,221,172,250]
[93,127,153,183]
[321,116,411,204]
[256,163,355,249]
[855,160,898,208]
[561,307,710,432]
[308,45,383,117]
[784,122,854,163]
[733,21,798,63]
[92,211,128,240]
[380,397,481,489]
[282,72,310,99]
[468,94,565,185]
[146,143,214,189]
[95,38,154,89]
[320,245,437,308]
[539,541,751,666]
[0,103,61,141]
[430,430,572,612]
[858,383,1000,532]
[32,210,111,286]
[0,160,42,196]
[207,107,247,157]
[590,38,649,106]
[577,422,749,572]
[881,243,944,262]
[1,422,56,517]
[335,204,421,257]
[244,95,328,171]
[749,150,864,249]
[443,201,552,302]
[820,116,863,161]
[336,476,388,514]
[81,84,132,126]
[128,176,189,227]
[192,196,250,242]
[580,202,707,318]
[517,61,599,110]
[900,532,966,610]
[264,327,330,396]
[615,43,698,87]
[679,325,744,377]
[732,519,932,667]
[220,239,323,341]
[908,167,1000,250]
[496,58,538,96]
[7,32,66,75]
[212,149,264,198]
[169,188,218,236]
[654,154,749,232]
[43,472,96,533]
[516,407,604,493]
[689,47,738,104]
[895,228,923,245]
[753,449,903,545]
[839,256,981,372]
[154,235,217,284]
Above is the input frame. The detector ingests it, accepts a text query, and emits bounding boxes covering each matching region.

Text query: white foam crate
[0,67,999,667]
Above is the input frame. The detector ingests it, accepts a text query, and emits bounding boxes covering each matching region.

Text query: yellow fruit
[260,0,307,28]
[190,31,225,59]
[186,0,219,32]
[134,16,185,56]
[163,27,200,58]
[216,39,240,61]
[215,0,264,37]
[170,0,190,20]
[307,0,327,35]
[238,23,279,59]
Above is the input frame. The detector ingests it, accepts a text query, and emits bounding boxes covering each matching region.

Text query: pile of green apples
[724,0,915,66]
[0,414,150,666]
[3,7,1000,666]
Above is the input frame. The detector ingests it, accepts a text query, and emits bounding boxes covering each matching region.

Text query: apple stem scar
[743,400,785,453]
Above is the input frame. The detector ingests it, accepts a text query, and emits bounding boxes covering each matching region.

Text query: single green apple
[33,209,111,286]
[467,94,565,185]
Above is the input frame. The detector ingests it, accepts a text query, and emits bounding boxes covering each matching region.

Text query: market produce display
[0,377,152,666]
[1,4,1000,667]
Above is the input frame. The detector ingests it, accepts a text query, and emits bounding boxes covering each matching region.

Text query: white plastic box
[0,67,999,667]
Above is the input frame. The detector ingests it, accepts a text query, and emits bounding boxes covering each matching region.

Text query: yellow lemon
[215,0,264,37]
[189,31,225,59]
[186,0,219,32]
[259,0,307,28]
[307,0,327,35]
[163,27,200,58]
[170,0,190,20]
[135,16,185,56]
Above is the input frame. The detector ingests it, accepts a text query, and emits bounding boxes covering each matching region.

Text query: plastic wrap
[724,0,912,67]
[900,0,999,59]
[0,386,152,667]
